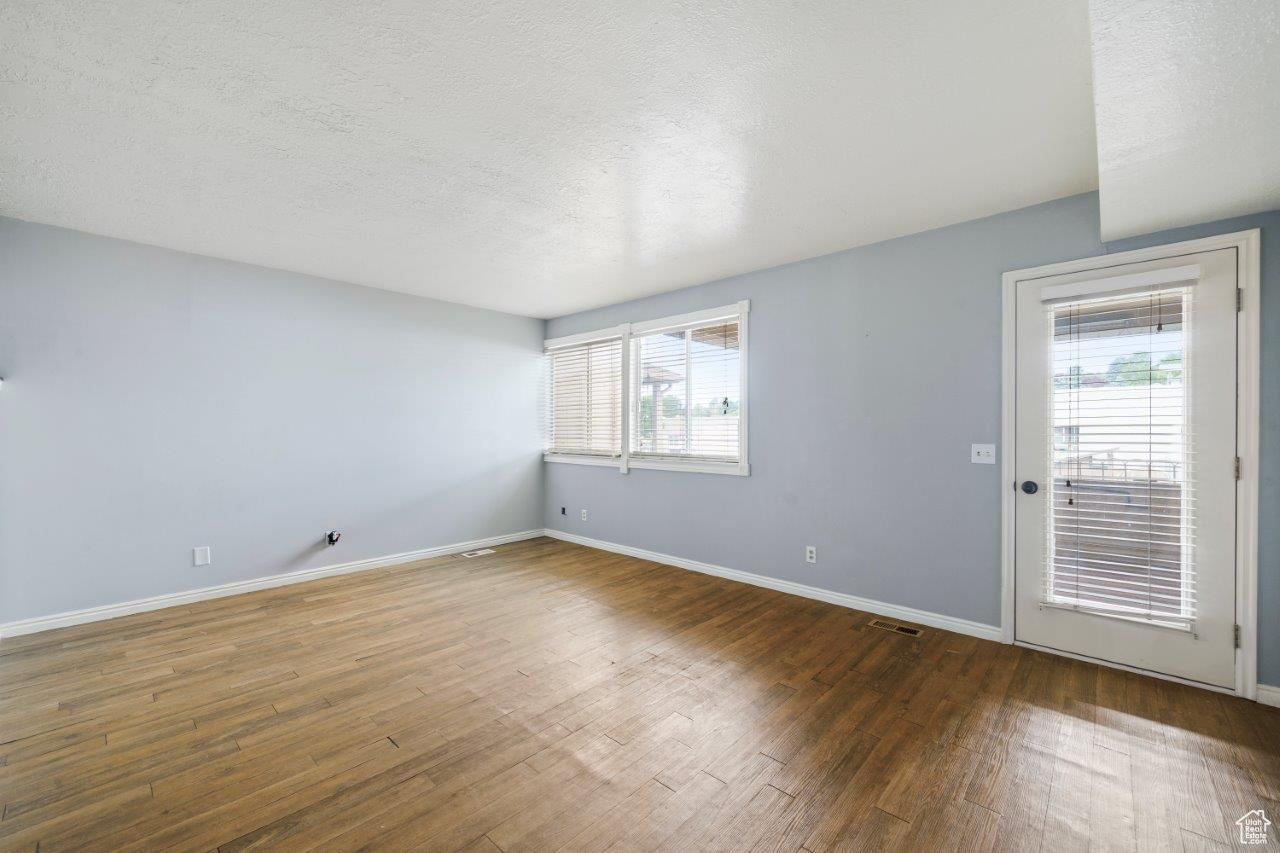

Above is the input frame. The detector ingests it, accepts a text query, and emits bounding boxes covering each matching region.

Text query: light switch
[971,444,996,464]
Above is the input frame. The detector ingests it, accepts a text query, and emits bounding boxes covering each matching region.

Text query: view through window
[543,303,748,473]
[631,322,741,461]
[1047,287,1194,625]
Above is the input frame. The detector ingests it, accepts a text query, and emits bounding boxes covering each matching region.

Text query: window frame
[543,300,749,476]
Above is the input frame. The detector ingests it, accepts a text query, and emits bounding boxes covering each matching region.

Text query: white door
[1014,249,1238,688]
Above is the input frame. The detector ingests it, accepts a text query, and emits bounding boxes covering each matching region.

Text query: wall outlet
[580,509,588,521]
[193,546,212,567]
[971,443,996,464]
[561,506,566,516]
[805,545,817,564]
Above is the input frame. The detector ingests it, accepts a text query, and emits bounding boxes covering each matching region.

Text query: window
[545,334,623,458]
[1046,287,1194,626]
[543,301,749,475]
[631,319,741,462]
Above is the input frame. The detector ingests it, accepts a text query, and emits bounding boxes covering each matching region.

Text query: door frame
[1000,229,1261,699]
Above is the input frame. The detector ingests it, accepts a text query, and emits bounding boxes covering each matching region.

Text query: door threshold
[1013,639,1238,697]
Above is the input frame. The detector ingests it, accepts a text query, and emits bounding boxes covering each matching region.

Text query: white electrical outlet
[971,443,996,464]
[193,546,212,566]
[805,545,817,564]
[580,509,588,521]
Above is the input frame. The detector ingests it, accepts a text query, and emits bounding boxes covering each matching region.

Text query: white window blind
[543,302,748,474]
[631,318,741,462]
[545,336,622,458]
[1045,286,1194,627]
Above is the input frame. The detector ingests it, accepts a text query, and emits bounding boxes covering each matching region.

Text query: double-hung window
[543,301,749,475]
[544,332,623,461]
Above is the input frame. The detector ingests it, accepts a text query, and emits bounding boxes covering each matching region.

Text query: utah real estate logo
[1237,809,1271,845]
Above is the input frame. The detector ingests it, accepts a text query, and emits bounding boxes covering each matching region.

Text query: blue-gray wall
[543,192,1279,685]
[4,197,1275,685]
[0,217,545,624]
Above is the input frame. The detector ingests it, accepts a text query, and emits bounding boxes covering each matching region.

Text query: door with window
[1014,249,1238,688]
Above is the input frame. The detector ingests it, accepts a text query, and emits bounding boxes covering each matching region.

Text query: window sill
[543,453,621,468]
[628,458,749,476]
[543,453,749,476]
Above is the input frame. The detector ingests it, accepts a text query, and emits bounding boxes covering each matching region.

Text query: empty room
[1,1,1278,850]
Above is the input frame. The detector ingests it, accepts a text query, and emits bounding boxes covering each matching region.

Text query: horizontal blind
[1045,286,1194,627]
[545,337,622,457]
[631,319,740,461]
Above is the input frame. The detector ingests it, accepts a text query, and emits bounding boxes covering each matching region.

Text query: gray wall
[0,217,544,624]
[543,192,1280,685]
[4,197,1275,685]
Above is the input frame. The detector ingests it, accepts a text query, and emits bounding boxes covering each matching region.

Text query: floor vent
[460,548,496,558]
[868,618,923,637]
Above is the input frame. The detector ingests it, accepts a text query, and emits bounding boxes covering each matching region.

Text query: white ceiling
[1,1,1097,318]
[1090,0,1280,241]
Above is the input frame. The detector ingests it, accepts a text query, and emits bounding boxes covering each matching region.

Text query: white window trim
[542,325,625,351]
[544,300,750,476]
[541,452,624,467]
[628,457,749,476]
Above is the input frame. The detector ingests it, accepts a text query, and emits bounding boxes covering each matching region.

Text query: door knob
[1021,480,1039,495]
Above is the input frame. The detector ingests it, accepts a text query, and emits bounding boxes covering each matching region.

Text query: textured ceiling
[1,1,1097,317]
[1090,0,1280,241]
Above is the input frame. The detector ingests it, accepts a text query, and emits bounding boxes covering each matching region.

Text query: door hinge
[1235,457,1242,480]
[1234,624,1241,649]
[1237,287,1244,311]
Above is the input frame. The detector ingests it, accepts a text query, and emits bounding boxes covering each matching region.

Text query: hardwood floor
[1,537,1277,851]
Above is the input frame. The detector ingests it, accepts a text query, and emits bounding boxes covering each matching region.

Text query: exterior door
[1013,248,1238,688]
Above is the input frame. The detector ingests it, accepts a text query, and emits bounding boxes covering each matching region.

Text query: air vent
[460,548,495,558]
[868,618,923,637]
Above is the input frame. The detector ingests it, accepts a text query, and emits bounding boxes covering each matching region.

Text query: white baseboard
[0,529,544,639]
[543,529,1004,643]
[9,526,1271,706]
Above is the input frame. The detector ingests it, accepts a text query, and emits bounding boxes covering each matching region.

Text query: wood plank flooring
[1,537,1277,851]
